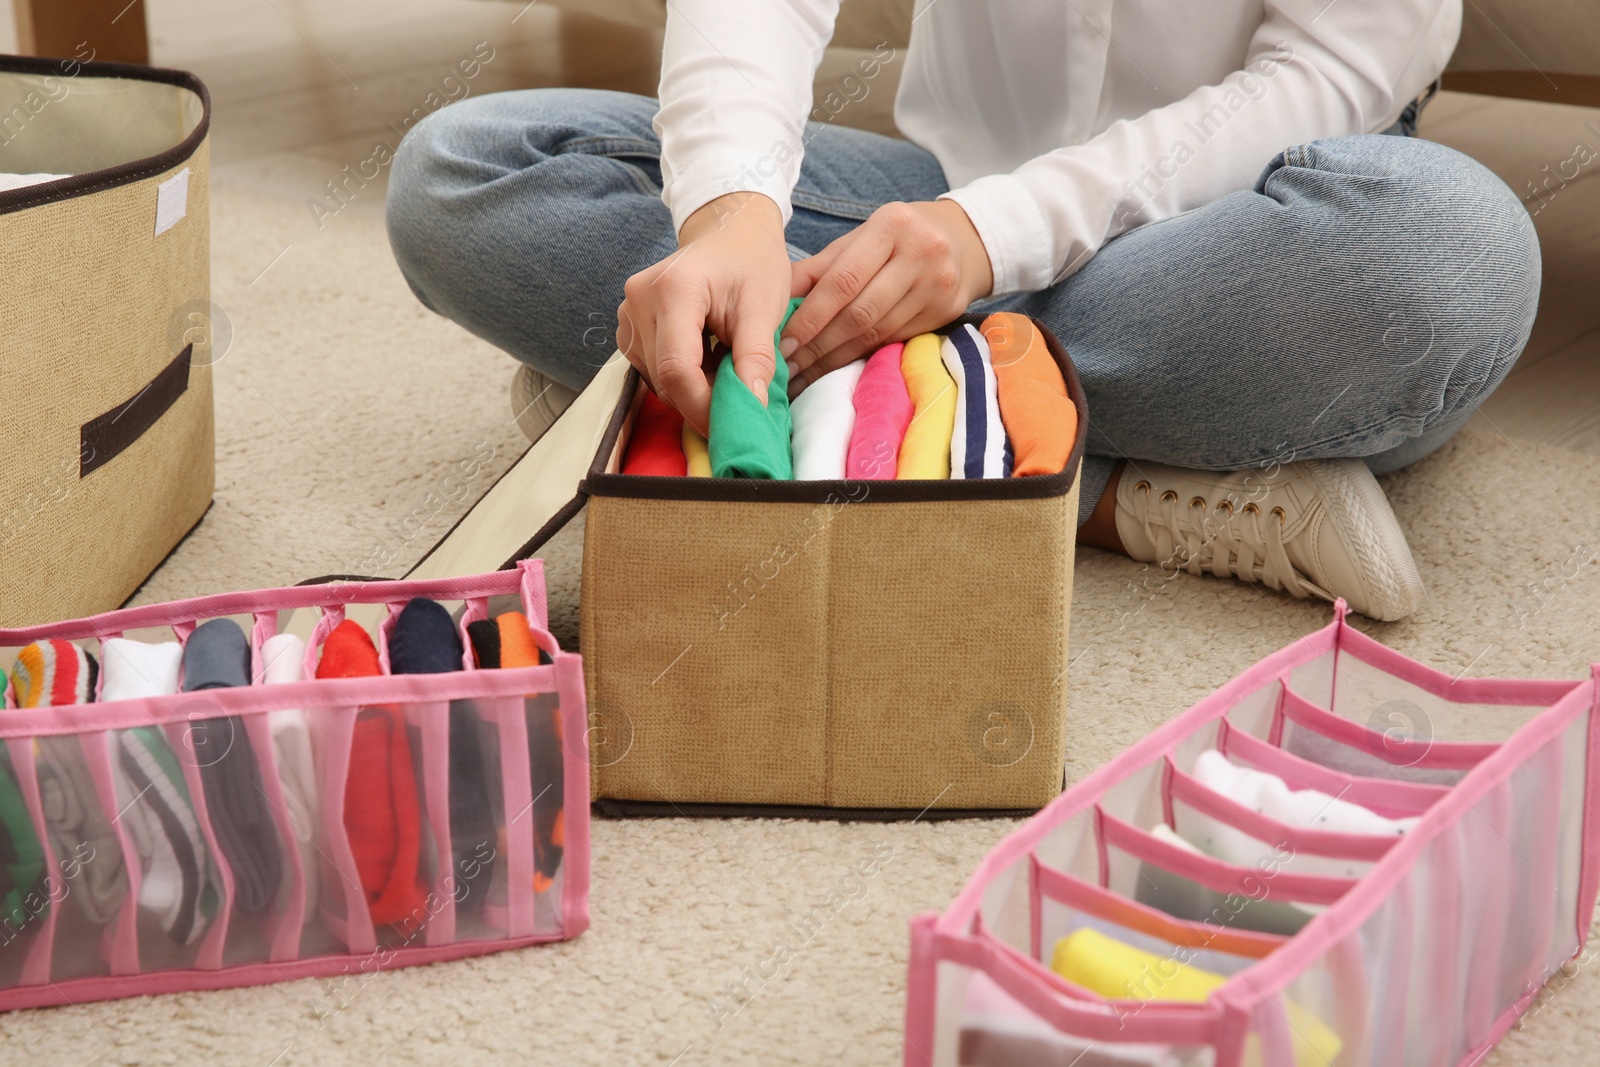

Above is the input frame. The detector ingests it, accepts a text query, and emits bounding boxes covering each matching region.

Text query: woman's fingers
[795,254,924,372]
[653,284,714,434]
[727,286,784,408]
[780,219,894,371]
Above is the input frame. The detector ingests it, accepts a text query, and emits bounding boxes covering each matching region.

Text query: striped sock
[11,640,130,925]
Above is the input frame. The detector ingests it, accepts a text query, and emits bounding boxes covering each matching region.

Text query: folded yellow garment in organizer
[1051,928,1341,1067]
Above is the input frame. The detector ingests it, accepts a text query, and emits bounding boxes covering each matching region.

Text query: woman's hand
[615,191,792,436]
[781,200,994,393]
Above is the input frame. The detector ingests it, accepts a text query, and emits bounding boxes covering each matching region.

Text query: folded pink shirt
[846,342,913,480]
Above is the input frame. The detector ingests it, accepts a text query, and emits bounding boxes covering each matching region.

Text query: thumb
[729,296,785,408]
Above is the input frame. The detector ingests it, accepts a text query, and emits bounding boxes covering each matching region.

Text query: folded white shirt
[789,359,865,480]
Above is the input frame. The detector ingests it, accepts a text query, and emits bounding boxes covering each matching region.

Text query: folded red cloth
[621,391,688,476]
[316,620,426,927]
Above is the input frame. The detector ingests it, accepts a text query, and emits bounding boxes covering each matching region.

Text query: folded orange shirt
[980,312,1077,477]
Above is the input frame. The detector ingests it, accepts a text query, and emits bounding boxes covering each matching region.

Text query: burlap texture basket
[398,313,1087,817]
[0,56,212,628]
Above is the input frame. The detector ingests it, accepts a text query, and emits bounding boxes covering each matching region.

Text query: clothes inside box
[616,312,1079,481]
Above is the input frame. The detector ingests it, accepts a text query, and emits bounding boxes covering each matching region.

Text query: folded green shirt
[708,298,801,479]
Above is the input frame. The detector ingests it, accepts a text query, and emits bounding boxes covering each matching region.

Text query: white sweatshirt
[653,0,1461,295]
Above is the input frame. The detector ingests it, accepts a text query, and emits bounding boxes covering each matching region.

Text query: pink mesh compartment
[0,561,589,1012]
[906,601,1600,1067]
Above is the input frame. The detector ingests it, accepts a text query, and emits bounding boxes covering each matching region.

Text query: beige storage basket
[398,313,1087,817]
[0,56,213,627]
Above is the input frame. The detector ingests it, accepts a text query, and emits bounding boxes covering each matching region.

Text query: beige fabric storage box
[0,56,213,627]
[399,313,1088,817]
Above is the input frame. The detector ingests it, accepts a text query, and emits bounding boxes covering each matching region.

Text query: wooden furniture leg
[13,0,149,65]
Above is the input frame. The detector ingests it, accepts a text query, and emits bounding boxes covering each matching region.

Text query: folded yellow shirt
[682,422,712,477]
[896,333,957,479]
[1051,928,1341,1067]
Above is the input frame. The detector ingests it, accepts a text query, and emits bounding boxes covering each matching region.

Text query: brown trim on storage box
[584,313,1088,504]
[80,343,192,477]
[0,55,211,217]
[592,798,1040,822]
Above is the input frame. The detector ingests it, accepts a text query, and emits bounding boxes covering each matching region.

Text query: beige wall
[1,1,18,54]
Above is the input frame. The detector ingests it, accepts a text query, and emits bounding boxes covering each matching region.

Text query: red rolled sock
[621,391,688,476]
[315,621,427,927]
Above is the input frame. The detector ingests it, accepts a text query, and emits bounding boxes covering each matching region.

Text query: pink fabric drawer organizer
[0,561,589,1011]
[905,600,1600,1067]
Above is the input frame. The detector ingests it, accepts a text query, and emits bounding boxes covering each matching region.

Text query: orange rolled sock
[491,613,564,892]
[621,391,688,476]
[980,312,1078,477]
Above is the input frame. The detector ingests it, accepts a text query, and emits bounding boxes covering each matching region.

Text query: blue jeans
[386,88,1539,523]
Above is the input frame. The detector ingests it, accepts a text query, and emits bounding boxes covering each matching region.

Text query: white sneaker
[1113,458,1426,621]
[510,363,579,443]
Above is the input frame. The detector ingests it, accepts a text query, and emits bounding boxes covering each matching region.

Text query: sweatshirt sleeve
[655,0,843,234]
[939,0,1460,295]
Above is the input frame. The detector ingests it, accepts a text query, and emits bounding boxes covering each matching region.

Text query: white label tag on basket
[155,168,191,236]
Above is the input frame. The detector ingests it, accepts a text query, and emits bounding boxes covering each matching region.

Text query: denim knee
[1264,134,1540,450]
[386,88,662,312]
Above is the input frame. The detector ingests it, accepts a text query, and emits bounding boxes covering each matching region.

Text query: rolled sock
[981,312,1077,477]
[100,638,182,701]
[708,297,800,479]
[940,324,1012,478]
[389,599,498,910]
[317,620,426,926]
[465,620,502,668]
[496,614,544,670]
[846,343,913,480]
[682,422,712,477]
[1135,823,1314,937]
[959,970,1182,1067]
[11,640,129,926]
[1,747,49,930]
[101,637,216,944]
[1193,750,1419,835]
[621,391,688,476]
[495,613,565,892]
[1284,728,1464,786]
[897,333,957,479]
[183,619,283,916]
[118,726,214,943]
[789,359,865,480]
[259,633,320,920]
[1051,928,1341,1066]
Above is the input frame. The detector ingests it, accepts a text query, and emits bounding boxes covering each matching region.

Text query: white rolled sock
[790,360,866,479]
[260,633,320,919]
[1193,750,1418,836]
[100,638,183,701]
[940,324,1011,479]
[101,638,212,942]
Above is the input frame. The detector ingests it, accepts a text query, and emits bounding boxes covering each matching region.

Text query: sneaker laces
[1126,483,1330,601]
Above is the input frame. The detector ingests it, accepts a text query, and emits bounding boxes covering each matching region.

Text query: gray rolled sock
[1132,861,1313,938]
[183,620,284,915]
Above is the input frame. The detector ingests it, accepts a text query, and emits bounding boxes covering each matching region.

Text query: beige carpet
[7,170,1600,1065]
